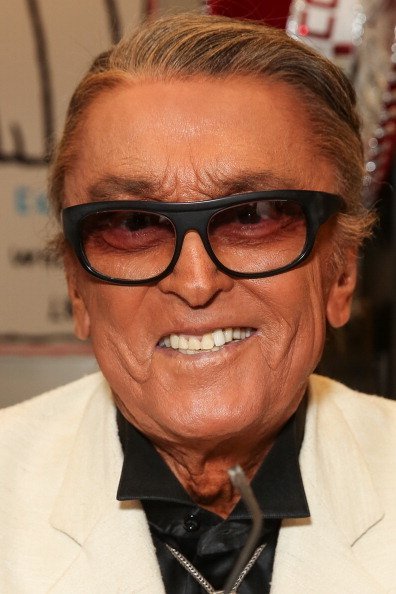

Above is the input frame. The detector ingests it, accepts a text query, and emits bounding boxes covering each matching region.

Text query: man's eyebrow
[88,176,160,201]
[217,171,302,196]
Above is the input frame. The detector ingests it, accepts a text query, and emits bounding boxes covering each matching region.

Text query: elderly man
[1,13,395,594]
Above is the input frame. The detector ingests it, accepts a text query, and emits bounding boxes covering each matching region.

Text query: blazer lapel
[49,376,165,593]
[271,379,386,593]
[49,500,165,594]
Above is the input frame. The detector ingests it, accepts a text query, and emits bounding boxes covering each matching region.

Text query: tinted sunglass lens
[80,210,176,281]
[208,200,307,274]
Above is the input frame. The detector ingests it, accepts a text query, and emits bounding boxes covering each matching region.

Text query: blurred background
[1,0,395,407]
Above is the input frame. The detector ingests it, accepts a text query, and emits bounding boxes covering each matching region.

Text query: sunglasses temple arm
[222,465,264,594]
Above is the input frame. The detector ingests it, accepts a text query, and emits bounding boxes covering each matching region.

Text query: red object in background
[206,0,293,30]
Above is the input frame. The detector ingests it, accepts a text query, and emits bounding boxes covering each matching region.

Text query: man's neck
[153,436,275,518]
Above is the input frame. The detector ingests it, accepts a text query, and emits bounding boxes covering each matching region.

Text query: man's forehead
[64,78,335,205]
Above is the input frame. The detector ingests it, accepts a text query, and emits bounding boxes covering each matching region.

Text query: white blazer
[0,373,395,593]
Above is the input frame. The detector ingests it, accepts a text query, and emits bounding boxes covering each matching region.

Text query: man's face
[64,76,355,445]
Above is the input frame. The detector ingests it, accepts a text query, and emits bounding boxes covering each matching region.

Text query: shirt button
[183,513,200,532]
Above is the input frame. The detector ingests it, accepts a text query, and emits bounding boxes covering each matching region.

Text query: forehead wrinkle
[79,144,311,205]
[147,157,306,201]
[203,168,305,196]
[84,166,308,204]
[121,158,221,202]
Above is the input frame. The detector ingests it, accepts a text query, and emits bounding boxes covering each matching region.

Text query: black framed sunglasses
[62,190,344,285]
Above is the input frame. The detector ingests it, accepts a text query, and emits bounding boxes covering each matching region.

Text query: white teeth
[201,333,215,350]
[188,336,201,350]
[159,327,254,354]
[213,329,226,347]
[224,328,233,343]
[170,334,179,349]
[179,336,189,350]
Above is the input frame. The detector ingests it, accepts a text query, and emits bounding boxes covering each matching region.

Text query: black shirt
[116,400,309,593]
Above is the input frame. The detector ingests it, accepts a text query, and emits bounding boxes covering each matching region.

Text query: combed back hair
[49,12,375,260]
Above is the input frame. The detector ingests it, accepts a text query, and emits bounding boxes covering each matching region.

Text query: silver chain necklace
[165,542,266,594]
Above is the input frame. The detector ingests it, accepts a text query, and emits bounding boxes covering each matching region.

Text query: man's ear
[326,249,358,329]
[64,255,91,340]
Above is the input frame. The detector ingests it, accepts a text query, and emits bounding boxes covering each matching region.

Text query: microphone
[222,465,264,594]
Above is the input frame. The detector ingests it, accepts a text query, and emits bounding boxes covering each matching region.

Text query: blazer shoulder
[1,370,106,419]
[309,374,396,469]
[0,372,110,465]
[310,374,396,423]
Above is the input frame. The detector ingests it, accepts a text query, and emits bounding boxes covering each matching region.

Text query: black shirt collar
[116,396,309,520]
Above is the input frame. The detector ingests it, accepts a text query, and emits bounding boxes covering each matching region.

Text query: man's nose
[157,231,234,307]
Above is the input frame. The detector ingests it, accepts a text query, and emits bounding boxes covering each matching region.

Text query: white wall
[0,354,98,408]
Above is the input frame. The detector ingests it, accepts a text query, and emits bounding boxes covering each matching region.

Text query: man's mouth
[157,327,255,355]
